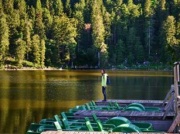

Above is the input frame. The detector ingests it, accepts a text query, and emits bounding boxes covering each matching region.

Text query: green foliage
[162,15,180,61]
[15,38,26,67]
[52,0,63,16]
[0,0,180,69]
[0,11,9,67]
[40,39,46,68]
[22,60,34,67]
[91,0,107,67]
[34,0,45,38]
[163,16,177,46]
[116,39,125,64]
[51,14,77,67]
[31,34,41,66]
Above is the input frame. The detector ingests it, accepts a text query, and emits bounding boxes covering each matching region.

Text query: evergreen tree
[65,0,72,17]
[154,0,168,63]
[162,16,178,61]
[40,39,46,68]
[53,0,63,16]
[116,39,125,65]
[32,34,41,66]
[0,8,9,67]
[73,0,85,65]
[143,0,154,59]
[2,0,14,15]
[127,0,141,19]
[126,27,136,65]
[173,0,180,43]
[34,0,45,38]
[91,0,107,67]
[163,16,177,48]
[134,37,144,63]
[24,20,32,61]
[27,6,36,24]
[144,0,152,18]
[0,0,179,68]
[43,8,53,38]
[15,38,26,67]
[52,15,77,67]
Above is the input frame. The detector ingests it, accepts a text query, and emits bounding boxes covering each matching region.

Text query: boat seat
[112,123,141,132]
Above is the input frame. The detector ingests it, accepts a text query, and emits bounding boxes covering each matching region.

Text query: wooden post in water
[168,62,180,133]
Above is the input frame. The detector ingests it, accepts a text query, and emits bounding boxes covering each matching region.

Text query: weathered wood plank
[168,113,180,133]
[41,131,108,134]
[96,99,164,104]
[41,131,168,134]
[74,110,174,120]
[96,99,164,107]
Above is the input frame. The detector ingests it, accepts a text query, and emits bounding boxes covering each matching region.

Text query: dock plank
[41,131,170,134]
[41,131,108,134]
[96,99,164,107]
[168,113,180,132]
[74,110,175,120]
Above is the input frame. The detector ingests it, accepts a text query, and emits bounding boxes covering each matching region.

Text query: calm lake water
[0,70,173,133]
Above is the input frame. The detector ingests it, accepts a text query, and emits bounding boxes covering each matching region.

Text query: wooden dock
[73,99,175,132]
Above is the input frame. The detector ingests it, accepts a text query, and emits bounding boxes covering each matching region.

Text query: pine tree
[144,0,152,18]
[172,0,180,46]
[163,16,177,48]
[53,0,63,16]
[34,0,45,38]
[32,34,41,66]
[40,39,45,68]
[162,16,178,61]
[65,0,72,17]
[0,10,9,67]
[2,0,14,15]
[52,15,77,66]
[116,39,125,65]
[15,38,26,67]
[143,0,154,59]
[91,0,107,67]
[155,0,168,63]
[24,20,32,61]
[73,0,85,32]
[43,8,53,38]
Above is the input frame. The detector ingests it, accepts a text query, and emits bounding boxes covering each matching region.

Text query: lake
[0,70,173,133]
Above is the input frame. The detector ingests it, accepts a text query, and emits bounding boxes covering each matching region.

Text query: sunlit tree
[0,10,9,67]
[162,16,179,61]
[34,0,45,38]
[15,38,26,67]
[32,34,41,66]
[91,0,107,67]
[52,15,77,66]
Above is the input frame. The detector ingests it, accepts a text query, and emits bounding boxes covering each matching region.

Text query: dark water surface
[0,70,173,133]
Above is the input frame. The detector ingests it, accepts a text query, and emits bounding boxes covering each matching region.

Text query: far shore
[1,67,62,71]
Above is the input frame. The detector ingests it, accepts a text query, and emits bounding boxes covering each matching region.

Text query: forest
[0,0,180,69]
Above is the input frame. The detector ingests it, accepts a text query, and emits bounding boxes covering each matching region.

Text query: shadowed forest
[0,0,180,69]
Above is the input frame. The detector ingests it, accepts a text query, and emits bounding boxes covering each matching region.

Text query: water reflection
[0,70,173,133]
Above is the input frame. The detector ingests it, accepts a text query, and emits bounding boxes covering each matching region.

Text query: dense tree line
[0,0,180,69]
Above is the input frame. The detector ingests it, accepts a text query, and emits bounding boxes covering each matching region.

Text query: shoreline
[1,67,61,71]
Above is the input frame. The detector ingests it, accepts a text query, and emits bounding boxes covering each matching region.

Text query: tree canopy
[0,0,180,69]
